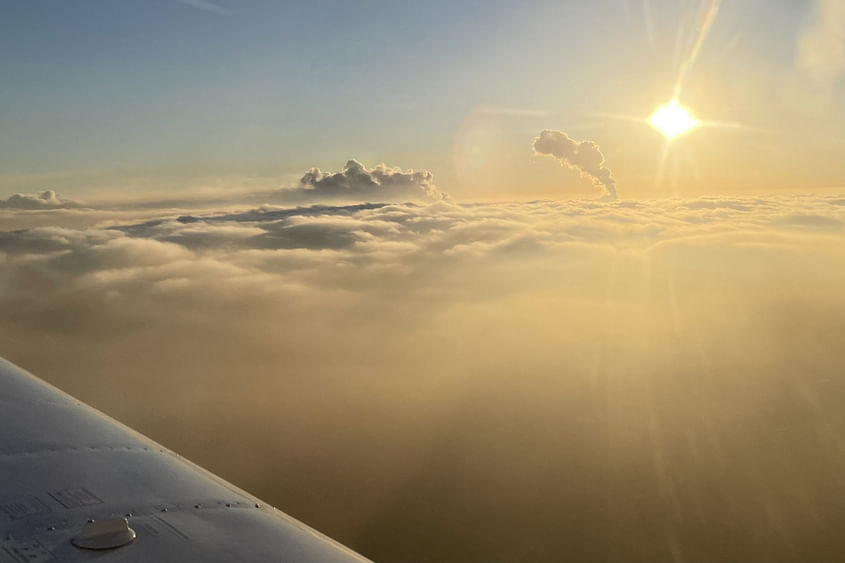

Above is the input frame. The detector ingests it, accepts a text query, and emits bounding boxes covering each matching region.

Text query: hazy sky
[2,0,843,199]
[2,2,845,562]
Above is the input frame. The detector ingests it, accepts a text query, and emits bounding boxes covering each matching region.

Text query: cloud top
[2,193,845,561]
[3,194,844,274]
[289,159,443,203]
[0,190,78,209]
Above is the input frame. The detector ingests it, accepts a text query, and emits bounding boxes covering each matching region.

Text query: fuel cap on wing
[72,518,136,550]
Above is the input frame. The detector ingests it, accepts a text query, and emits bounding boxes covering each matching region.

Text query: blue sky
[1,0,839,199]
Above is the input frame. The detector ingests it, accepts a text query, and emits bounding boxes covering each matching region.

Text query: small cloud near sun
[533,130,618,200]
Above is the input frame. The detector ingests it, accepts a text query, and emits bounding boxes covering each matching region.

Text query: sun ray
[672,0,722,99]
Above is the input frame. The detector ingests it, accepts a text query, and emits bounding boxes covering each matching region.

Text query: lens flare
[649,100,699,138]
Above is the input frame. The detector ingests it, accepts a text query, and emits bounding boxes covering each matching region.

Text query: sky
[1,0,843,199]
[2,1,845,562]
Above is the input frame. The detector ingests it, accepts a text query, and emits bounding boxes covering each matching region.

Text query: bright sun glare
[649,99,698,138]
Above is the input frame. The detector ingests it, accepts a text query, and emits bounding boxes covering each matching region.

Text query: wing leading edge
[0,357,371,562]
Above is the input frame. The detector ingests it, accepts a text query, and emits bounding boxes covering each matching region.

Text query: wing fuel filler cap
[72,518,136,550]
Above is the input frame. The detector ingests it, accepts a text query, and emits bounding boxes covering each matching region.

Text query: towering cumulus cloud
[292,159,443,202]
[0,190,77,209]
[533,130,617,200]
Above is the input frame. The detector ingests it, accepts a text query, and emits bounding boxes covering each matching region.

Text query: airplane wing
[0,357,371,562]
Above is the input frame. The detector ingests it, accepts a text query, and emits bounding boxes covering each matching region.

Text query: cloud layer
[1,193,845,561]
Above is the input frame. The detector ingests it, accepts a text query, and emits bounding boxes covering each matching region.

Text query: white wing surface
[0,357,371,562]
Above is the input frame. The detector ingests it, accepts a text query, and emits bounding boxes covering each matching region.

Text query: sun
[649,99,699,138]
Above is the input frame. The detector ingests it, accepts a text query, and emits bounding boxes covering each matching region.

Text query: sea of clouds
[2,169,845,560]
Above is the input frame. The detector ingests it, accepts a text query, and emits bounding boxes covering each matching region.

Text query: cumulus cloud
[2,193,845,561]
[533,130,617,200]
[282,159,443,203]
[0,161,440,221]
[0,190,78,209]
